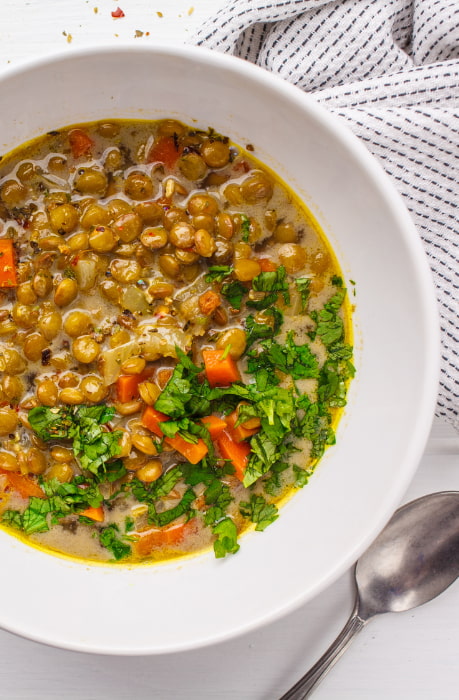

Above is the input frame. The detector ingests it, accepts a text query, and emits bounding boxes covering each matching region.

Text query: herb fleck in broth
[0,119,354,564]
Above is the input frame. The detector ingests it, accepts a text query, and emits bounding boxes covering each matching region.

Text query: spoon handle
[279,599,367,700]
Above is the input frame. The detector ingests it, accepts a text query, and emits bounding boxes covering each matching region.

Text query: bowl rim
[0,42,440,655]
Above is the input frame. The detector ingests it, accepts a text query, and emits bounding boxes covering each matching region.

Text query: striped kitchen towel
[193,0,459,431]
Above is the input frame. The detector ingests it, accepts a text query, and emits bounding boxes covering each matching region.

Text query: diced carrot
[216,430,251,482]
[116,375,141,403]
[68,128,94,158]
[141,406,169,437]
[0,469,44,499]
[0,239,18,288]
[226,408,260,443]
[116,369,154,402]
[141,407,208,465]
[259,258,277,272]
[200,415,227,439]
[80,506,104,522]
[134,519,194,557]
[166,433,208,465]
[202,349,241,388]
[148,136,181,169]
[198,290,221,316]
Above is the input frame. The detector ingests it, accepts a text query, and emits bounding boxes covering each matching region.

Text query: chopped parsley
[212,517,240,558]
[221,279,247,310]
[295,277,311,312]
[99,524,132,561]
[2,477,104,536]
[154,348,210,418]
[240,494,279,531]
[247,331,319,381]
[28,405,122,479]
[205,265,233,284]
[247,266,290,310]
[240,214,251,242]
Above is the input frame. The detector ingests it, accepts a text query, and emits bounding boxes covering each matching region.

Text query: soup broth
[0,120,354,563]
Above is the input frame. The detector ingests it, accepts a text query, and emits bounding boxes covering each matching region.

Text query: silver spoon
[280,491,459,699]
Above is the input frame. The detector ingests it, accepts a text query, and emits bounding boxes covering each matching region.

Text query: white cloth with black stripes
[193,0,459,430]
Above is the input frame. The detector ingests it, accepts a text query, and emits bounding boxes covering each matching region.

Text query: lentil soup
[0,120,354,563]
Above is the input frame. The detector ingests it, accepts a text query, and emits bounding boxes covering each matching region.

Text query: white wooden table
[1,2,458,698]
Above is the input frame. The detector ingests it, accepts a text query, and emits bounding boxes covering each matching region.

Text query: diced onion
[122,286,150,314]
[137,325,191,361]
[101,340,140,385]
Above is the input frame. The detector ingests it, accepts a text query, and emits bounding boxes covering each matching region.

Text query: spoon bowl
[357,491,459,617]
[281,491,459,699]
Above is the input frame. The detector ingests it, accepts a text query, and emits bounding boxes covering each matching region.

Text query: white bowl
[0,45,439,654]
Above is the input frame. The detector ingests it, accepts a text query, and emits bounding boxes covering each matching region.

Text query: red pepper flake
[111,7,125,18]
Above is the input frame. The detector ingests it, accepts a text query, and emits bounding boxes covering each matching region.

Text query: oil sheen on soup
[0,120,354,564]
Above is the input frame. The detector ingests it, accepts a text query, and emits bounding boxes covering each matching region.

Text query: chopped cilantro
[1,476,104,536]
[263,461,290,495]
[149,487,196,527]
[154,349,210,418]
[247,266,290,310]
[240,214,251,242]
[221,279,247,310]
[312,287,346,346]
[293,465,311,488]
[2,499,49,535]
[131,465,182,503]
[240,494,279,531]
[294,397,335,460]
[247,331,319,380]
[205,265,232,284]
[124,516,135,533]
[99,524,131,561]
[252,266,289,300]
[295,277,311,312]
[245,307,283,348]
[212,517,240,558]
[28,405,122,479]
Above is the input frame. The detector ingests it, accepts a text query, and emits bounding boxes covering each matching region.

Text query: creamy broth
[0,120,353,563]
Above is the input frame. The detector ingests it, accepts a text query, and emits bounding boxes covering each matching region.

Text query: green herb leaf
[205,265,233,284]
[99,524,131,561]
[1,509,23,531]
[124,516,135,533]
[240,214,251,243]
[131,465,183,504]
[28,405,74,441]
[247,266,290,310]
[245,307,283,348]
[240,494,279,531]
[221,279,247,310]
[28,404,122,479]
[313,287,347,347]
[263,461,290,495]
[154,349,210,418]
[212,517,240,558]
[295,277,311,312]
[247,331,319,380]
[149,487,196,527]
[252,266,288,297]
[293,465,311,488]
